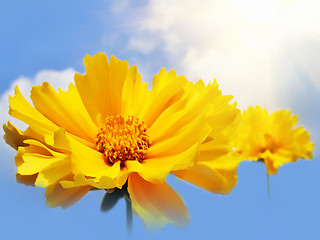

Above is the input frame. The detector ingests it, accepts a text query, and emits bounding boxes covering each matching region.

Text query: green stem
[266,172,271,202]
[125,195,133,235]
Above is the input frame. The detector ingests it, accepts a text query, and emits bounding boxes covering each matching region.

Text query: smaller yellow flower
[233,106,314,174]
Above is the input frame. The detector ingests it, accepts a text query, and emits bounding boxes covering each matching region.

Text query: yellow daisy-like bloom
[3,53,240,228]
[233,106,314,175]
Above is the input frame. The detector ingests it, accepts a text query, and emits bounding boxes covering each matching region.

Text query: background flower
[233,106,314,174]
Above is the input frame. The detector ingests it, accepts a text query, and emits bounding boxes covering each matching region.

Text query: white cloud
[111,0,130,14]
[129,0,320,110]
[112,0,319,155]
[128,37,157,54]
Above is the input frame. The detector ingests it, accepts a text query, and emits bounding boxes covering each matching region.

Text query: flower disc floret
[96,115,150,167]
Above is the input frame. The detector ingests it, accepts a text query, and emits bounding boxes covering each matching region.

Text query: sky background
[0,0,319,239]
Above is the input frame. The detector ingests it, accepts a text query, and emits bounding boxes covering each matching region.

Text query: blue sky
[1,1,319,239]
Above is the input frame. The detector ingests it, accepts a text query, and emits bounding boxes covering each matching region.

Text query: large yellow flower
[233,106,314,174]
[3,53,240,227]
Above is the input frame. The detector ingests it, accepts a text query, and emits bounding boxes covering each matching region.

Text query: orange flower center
[262,133,278,153]
[96,115,150,167]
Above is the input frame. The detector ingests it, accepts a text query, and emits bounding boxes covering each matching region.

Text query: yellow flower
[3,53,240,228]
[233,106,314,175]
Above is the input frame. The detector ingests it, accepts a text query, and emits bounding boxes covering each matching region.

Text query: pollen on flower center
[95,115,150,167]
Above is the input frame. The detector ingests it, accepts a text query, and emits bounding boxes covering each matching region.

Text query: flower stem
[125,196,133,235]
[266,172,271,202]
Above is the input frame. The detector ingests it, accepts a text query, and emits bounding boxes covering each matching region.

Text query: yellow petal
[45,175,91,209]
[18,153,62,175]
[3,121,28,150]
[126,143,200,183]
[121,66,149,117]
[9,86,57,134]
[16,139,66,173]
[199,140,234,161]
[23,139,67,158]
[174,164,237,194]
[15,138,71,187]
[270,110,298,139]
[262,150,296,175]
[206,103,240,134]
[128,173,189,228]
[35,158,71,187]
[44,128,71,152]
[68,136,121,179]
[16,173,37,186]
[263,154,279,175]
[174,152,240,194]
[3,121,58,151]
[75,53,137,125]
[60,173,121,190]
[245,106,270,132]
[138,69,188,127]
[30,82,98,142]
[293,126,314,159]
[148,78,235,145]
[147,113,210,158]
[146,96,190,143]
